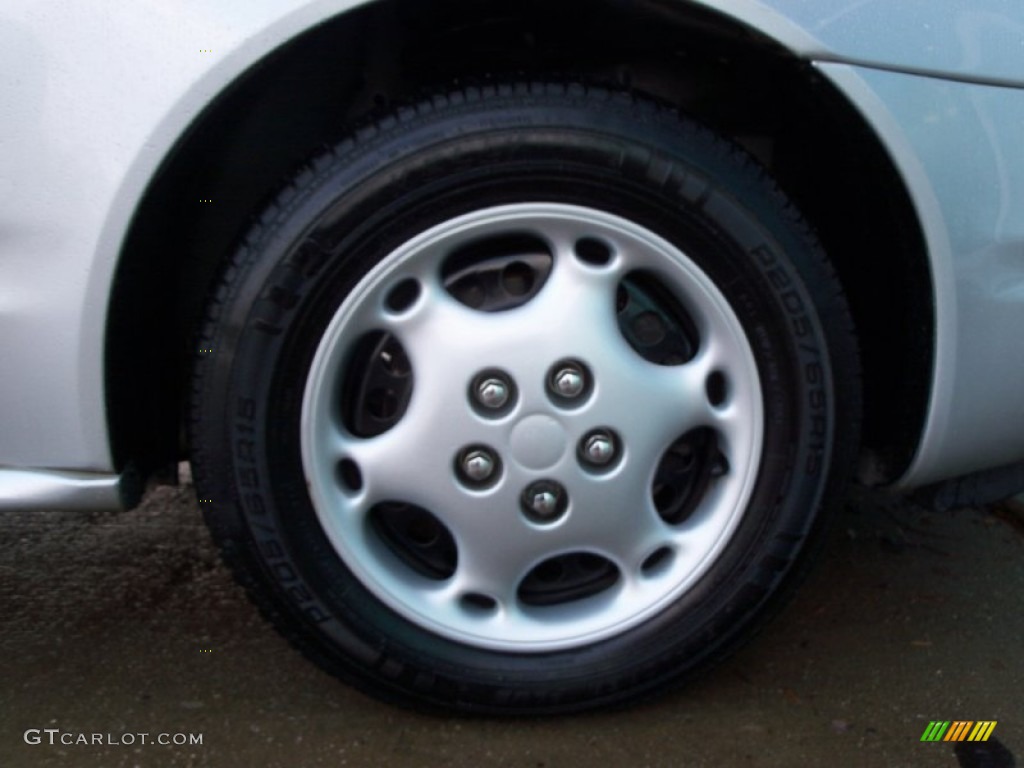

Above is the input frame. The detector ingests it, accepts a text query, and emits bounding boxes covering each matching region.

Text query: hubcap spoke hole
[641,546,675,577]
[369,502,457,580]
[460,593,499,614]
[342,331,414,438]
[574,237,613,266]
[518,553,619,606]
[384,278,422,314]
[442,234,553,312]
[617,271,699,366]
[336,459,363,494]
[366,389,399,420]
[502,261,535,296]
[706,370,729,408]
[652,428,722,525]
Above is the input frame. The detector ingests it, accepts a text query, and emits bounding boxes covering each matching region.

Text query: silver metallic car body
[1,0,1023,507]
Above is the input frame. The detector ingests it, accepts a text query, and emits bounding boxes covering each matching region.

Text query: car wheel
[190,83,860,714]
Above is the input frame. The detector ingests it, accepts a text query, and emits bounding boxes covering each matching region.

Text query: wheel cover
[301,203,764,652]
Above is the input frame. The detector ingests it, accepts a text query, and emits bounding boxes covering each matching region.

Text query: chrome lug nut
[457,447,501,487]
[463,450,495,482]
[580,429,619,468]
[530,490,558,517]
[521,480,567,522]
[555,369,584,397]
[470,371,516,415]
[584,433,615,464]
[549,362,588,400]
[476,378,510,409]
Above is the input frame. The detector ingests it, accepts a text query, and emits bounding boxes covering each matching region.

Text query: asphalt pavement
[1,473,1021,767]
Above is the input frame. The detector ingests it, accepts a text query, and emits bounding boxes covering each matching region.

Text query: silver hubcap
[301,203,763,652]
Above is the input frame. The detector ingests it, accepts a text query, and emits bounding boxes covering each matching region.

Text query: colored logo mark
[921,721,997,743]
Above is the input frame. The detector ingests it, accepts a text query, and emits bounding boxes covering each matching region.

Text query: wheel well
[107,0,932,483]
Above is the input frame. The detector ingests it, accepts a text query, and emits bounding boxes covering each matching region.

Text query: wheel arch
[105,0,933,485]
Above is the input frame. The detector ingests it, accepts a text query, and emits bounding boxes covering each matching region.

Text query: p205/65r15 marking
[189,83,859,714]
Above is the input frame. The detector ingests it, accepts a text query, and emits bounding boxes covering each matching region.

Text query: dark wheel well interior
[106,0,932,486]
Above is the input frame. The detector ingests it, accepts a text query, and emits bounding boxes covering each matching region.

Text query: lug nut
[550,363,587,399]
[463,450,495,482]
[475,377,510,409]
[580,430,618,468]
[471,371,515,414]
[521,480,567,522]
[555,369,584,397]
[458,447,499,486]
[530,490,559,517]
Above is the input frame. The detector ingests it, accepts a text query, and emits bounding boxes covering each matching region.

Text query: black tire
[189,83,860,714]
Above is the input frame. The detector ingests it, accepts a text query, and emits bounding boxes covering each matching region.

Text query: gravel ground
[1,476,1021,767]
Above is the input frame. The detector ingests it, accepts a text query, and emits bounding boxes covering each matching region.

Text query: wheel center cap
[509,414,567,470]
